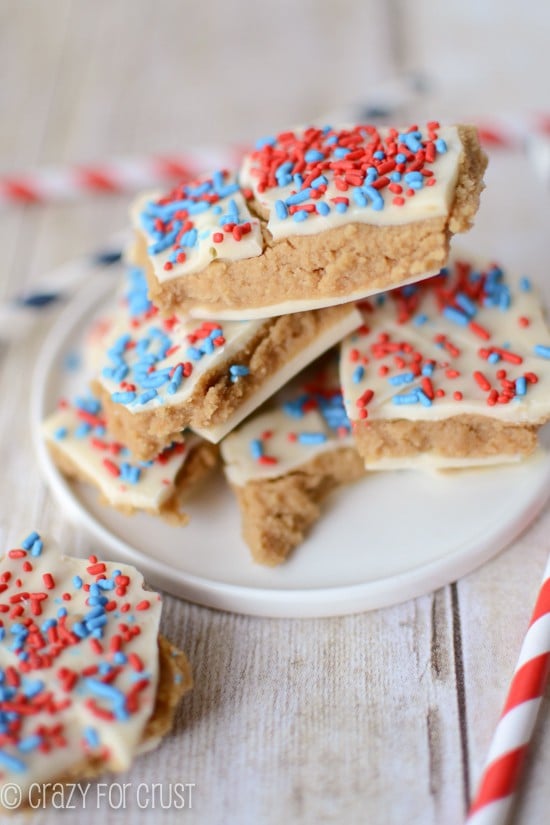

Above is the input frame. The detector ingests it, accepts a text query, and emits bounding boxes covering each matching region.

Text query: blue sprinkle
[23,679,44,699]
[335,202,348,214]
[364,185,384,211]
[57,607,67,619]
[292,210,309,223]
[373,150,385,160]
[455,292,477,318]
[311,175,328,188]
[275,200,288,220]
[200,338,215,355]
[85,679,126,706]
[352,365,365,384]
[167,364,183,395]
[255,136,276,150]
[138,389,157,405]
[388,372,415,386]
[316,202,330,216]
[113,652,127,665]
[417,389,432,407]
[250,439,263,460]
[72,622,88,638]
[0,750,26,772]
[73,575,83,589]
[488,352,501,364]
[18,734,42,753]
[187,347,202,361]
[111,391,136,404]
[333,147,349,158]
[534,345,550,359]
[297,432,328,445]
[435,138,448,154]
[392,391,420,405]
[84,727,100,748]
[41,618,56,631]
[11,623,27,636]
[21,531,40,550]
[414,314,429,326]
[520,276,532,292]
[229,364,250,378]
[74,422,91,439]
[29,537,43,556]
[443,306,469,326]
[515,376,527,396]
[353,189,367,208]
[305,149,324,163]
[286,189,311,206]
[389,171,402,182]
[395,152,407,164]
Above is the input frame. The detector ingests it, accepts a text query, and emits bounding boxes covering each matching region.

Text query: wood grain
[1,3,549,823]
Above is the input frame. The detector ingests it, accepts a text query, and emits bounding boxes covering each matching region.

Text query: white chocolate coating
[221,360,353,486]
[0,533,163,793]
[240,125,462,240]
[42,398,192,512]
[340,258,550,425]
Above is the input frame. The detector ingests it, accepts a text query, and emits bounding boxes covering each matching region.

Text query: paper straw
[467,553,550,824]
[0,234,126,341]
[0,147,240,209]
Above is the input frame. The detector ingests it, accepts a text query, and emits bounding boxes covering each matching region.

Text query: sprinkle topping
[340,258,550,424]
[0,533,162,789]
[96,268,263,413]
[42,394,190,512]
[221,359,352,486]
[240,123,463,240]
[137,170,263,282]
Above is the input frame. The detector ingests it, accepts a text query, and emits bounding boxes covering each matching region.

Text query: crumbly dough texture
[233,447,365,566]
[94,303,355,460]
[11,636,192,812]
[352,415,539,464]
[138,126,487,316]
[48,439,218,523]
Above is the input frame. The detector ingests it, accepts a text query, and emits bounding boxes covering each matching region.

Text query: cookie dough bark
[133,122,487,319]
[221,362,365,565]
[340,257,550,469]
[43,395,217,523]
[0,531,192,809]
[93,267,361,458]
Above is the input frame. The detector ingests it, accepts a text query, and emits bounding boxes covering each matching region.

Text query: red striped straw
[467,555,550,824]
[0,147,241,208]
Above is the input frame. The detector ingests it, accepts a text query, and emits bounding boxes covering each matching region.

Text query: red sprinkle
[473,371,491,392]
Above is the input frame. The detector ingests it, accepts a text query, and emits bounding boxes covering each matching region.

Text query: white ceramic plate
[31,263,550,618]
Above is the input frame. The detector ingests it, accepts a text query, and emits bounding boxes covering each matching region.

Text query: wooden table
[2,3,550,823]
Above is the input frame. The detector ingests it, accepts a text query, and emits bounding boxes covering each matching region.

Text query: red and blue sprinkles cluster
[139,170,254,271]
[345,260,550,418]
[248,372,351,466]
[0,533,158,775]
[247,122,447,224]
[53,394,186,485]
[100,266,246,408]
